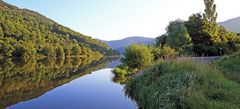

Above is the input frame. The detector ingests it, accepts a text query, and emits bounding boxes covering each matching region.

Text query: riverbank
[215,52,240,84]
[125,56,240,109]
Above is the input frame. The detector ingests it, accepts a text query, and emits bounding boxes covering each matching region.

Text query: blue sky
[4,0,240,41]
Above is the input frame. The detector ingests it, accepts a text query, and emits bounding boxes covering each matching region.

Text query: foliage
[166,20,192,49]
[121,44,153,69]
[125,59,240,109]
[184,13,240,56]
[185,14,218,56]
[217,26,240,53]
[156,34,167,47]
[71,44,81,56]
[111,76,130,85]
[56,45,65,58]
[113,67,128,78]
[152,45,176,60]
[156,19,192,55]
[203,0,218,23]
[156,0,239,56]
[0,1,112,58]
[112,64,138,84]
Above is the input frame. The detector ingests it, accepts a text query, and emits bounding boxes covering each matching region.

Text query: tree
[0,39,15,57]
[185,14,221,56]
[71,45,81,56]
[163,19,192,55]
[203,0,218,23]
[236,37,240,51]
[156,34,167,47]
[56,46,65,58]
[13,41,37,58]
[42,44,56,57]
[64,45,71,57]
[156,20,192,55]
[0,26,4,37]
[203,0,219,43]
[121,44,153,69]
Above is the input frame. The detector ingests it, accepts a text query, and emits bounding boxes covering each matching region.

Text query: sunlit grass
[215,52,240,73]
[125,59,240,109]
[215,51,240,84]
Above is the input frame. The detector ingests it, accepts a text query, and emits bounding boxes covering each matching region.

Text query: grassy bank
[215,52,240,73]
[125,59,240,109]
[215,52,240,84]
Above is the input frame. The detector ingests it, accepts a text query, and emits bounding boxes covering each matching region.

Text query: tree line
[156,0,240,56]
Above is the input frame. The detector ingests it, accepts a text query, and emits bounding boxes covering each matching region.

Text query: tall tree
[203,0,217,23]
[185,14,218,56]
[166,19,192,54]
[203,0,219,45]
[156,19,192,55]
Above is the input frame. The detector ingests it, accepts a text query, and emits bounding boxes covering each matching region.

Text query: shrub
[113,67,128,78]
[121,44,154,69]
[152,45,176,60]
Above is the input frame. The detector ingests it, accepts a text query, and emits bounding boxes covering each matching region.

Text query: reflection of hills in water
[0,57,118,108]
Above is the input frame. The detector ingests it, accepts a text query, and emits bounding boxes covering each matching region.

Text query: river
[0,57,137,109]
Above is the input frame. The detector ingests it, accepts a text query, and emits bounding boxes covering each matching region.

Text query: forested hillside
[0,1,111,58]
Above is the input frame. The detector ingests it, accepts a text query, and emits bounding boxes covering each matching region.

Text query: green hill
[0,0,110,58]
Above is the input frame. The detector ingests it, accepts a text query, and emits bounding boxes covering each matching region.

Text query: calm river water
[0,57,137,109]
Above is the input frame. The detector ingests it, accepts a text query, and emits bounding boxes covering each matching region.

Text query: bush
[121,44,154,69]
[113,67,128,78]
[125,59,240,109]
[152,45,176,60]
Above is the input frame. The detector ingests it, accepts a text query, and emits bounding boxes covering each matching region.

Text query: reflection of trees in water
[0,57,116,109]
[111,76,131,85]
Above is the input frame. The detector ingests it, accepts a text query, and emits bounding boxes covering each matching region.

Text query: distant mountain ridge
[106,36,155,53]
[219,16,240,33]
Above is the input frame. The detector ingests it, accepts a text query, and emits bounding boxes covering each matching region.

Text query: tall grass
[215,52,240,84]
[125,59,240,109]
[215,52,240,73]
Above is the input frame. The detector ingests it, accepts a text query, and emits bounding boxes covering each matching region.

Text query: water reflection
[0,57,119,109]
[112,76,132,85]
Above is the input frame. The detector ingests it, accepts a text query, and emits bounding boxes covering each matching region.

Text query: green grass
[125,59,240,109]
[215,52,240,84]
[215,52,240,73]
